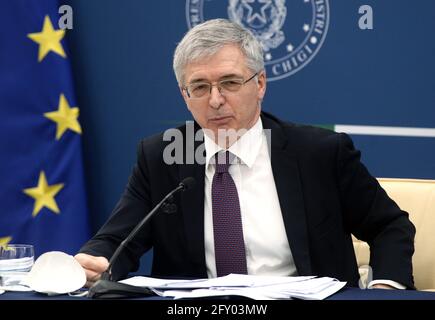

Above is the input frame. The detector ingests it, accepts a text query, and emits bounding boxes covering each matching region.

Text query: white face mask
[25,251,86,295]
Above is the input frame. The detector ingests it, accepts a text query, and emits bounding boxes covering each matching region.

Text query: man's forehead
[185,45,246,71]
[188,72,244,83]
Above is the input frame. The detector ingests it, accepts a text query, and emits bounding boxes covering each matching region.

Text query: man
[75,19,415,289]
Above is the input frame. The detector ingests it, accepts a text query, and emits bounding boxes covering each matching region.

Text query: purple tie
[212,151,248,277]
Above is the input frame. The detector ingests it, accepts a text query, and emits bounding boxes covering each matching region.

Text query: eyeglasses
[184,73,258,99]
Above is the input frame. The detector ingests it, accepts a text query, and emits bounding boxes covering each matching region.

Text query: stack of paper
[120,274,346,300]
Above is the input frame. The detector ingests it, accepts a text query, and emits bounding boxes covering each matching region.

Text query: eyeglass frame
[183,72,259,99]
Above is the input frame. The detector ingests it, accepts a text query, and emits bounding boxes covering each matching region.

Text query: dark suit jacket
[80,112,415,288]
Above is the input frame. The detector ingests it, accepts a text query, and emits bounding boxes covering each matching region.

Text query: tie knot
[215,151,234,173]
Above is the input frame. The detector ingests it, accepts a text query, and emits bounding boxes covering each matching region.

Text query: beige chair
[352,178,435,290]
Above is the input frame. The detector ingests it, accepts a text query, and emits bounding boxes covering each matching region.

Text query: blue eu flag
[0,1,90,256]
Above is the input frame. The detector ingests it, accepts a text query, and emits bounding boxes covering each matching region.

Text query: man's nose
[209,85,225,109]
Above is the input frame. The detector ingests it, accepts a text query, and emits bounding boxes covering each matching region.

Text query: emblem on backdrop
[186,0,330,81]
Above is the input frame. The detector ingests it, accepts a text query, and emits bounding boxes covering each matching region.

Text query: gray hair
[173,19,264,85]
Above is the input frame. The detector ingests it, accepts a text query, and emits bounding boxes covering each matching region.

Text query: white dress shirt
[203,117,297,278]
[202,117,405,289]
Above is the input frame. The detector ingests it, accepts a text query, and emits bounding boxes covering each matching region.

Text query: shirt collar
[204,117,264,169]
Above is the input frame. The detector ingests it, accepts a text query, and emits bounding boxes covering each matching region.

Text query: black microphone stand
[88,178,194,299]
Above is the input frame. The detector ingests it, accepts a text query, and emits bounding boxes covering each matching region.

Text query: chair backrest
[352,178,435,290]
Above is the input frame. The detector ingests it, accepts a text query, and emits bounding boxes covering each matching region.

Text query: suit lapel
[177,114,312,276]
[263,114,313,275]
[179,124,207,275]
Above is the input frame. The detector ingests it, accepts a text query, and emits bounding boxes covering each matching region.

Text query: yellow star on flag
[44,94,82,140]
[23,171,64,217]
[0,236,12,248]
[27,15,66,62]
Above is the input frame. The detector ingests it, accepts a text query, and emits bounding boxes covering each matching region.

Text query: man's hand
[74,253,109,288]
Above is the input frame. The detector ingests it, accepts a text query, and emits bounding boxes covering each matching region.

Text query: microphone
[88,177,196,299]
[161,177,195,213]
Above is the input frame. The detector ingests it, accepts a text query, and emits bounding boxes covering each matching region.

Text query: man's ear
[179,87,192,111]
[180,86,189,102]
[257,71,267,101]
